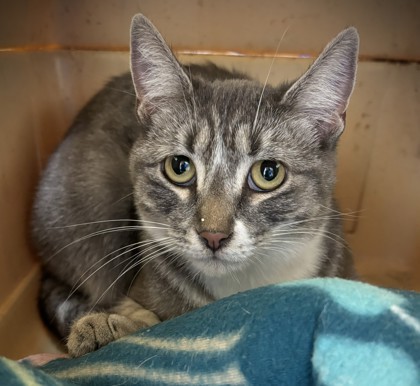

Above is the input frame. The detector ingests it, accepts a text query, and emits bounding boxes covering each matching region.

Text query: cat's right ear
[130,14,192,117]
[281,27,359,147]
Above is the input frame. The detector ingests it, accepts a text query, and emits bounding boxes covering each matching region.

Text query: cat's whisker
[272,213,354,233]
[255,244,305,269]
[138,244,178,267]
[186,66,199,126]
[121,240,176,282]
[71,239,150,289]
[271,225,348,245]
[189,266,203,284]
[127,242,181,280]
[318,204,364,219]
[89,242,179,312]
[102,238,174,276]
[66,238,171,302]
[252,25,291,132]
[270,229,346,246]
[256,243,302,262]
[138,222,171,228]
[137,241,178,270]
[270,229,350,251]
[151,246,185,280]
[147,248,204,300]
[125,240,180,294]
[182,66,196,134]
[128,239,177,268]
[248,253,279,284]
[112,238,174,272]
[267,222,350,250]
[89,267,139,313]
[45,225,171,262]
[259,239,306,249]
[249,252,265,270]
[227,266,241,285]
[111,192,134,206]
[105,86,137,97]
[258,235,307,252]
[49,219,170,229]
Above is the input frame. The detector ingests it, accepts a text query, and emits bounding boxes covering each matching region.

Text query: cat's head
[128,14,358,278]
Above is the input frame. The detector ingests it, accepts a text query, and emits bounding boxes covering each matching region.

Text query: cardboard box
[1,0,419,359]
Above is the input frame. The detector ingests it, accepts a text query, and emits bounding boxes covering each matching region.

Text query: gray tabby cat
[32,14,359,357]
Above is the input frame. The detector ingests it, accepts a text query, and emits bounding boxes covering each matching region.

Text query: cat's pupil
[172,156,190,175]
[260,161,279,181]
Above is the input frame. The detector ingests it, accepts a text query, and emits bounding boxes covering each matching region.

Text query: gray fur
[32,14,359,341]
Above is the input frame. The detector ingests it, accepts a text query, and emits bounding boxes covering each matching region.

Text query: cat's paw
[67,312,141,357]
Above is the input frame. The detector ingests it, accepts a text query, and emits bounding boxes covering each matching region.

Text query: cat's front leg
[67,297,160,357]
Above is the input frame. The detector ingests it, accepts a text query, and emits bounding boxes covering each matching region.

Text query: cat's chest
[202,233,324,300]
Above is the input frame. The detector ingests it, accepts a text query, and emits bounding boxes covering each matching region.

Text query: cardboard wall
[0,0,419,358]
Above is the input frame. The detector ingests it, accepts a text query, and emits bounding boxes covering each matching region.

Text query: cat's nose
[199,231,230,251]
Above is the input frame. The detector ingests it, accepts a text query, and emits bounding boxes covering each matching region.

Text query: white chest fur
[202,232,324,300]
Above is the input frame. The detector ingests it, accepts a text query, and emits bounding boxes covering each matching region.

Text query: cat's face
[129,15,358,278]
[130,80,335,277]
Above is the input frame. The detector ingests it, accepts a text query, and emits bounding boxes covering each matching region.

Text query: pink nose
[199,232,229,251]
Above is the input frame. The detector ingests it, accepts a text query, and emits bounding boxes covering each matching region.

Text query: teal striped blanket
[1,278,419,385]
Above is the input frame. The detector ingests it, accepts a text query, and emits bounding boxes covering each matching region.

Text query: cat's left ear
[281,27,359,146]
[130,14,192,117]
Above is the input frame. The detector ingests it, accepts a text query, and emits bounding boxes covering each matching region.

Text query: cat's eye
[248,160,286,192]
[164,155,196,186]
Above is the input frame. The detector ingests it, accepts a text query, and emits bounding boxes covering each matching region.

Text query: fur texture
[32,14,359,356]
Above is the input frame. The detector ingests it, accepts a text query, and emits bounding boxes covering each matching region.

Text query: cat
[32,14,359,357]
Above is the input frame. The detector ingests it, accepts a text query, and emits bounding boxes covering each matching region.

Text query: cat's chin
[189,255,247,278]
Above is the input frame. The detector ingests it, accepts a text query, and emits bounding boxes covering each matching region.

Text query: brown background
[0,0,419,358]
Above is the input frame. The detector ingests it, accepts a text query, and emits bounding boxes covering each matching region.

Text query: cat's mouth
[189,252,246,277]
[183,240,253,277]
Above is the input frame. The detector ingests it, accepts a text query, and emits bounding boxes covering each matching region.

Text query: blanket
[1,278,419,385]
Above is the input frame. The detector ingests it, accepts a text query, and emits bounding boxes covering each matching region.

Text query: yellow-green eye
[249,160,286,191]
[164,155,196,186]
